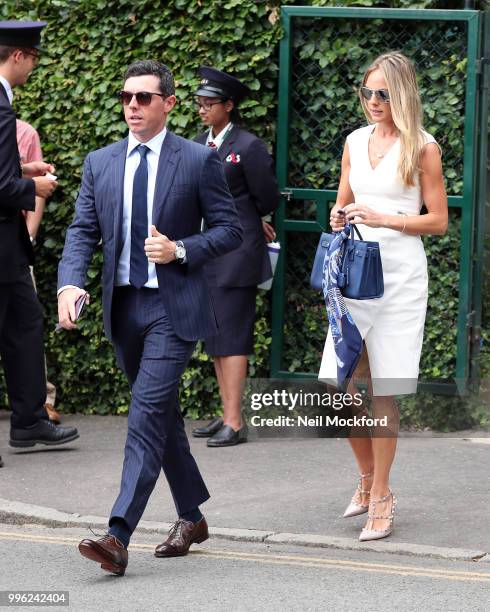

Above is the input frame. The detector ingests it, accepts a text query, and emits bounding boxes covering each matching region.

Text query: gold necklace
[370,133,397,159]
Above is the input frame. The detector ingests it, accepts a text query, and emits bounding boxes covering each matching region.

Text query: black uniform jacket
[195,125,279,287]
[0,82,36,283]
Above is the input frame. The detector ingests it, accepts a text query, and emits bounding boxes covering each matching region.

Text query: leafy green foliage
[0,0,285,418]
[288,16,467,191]
[0,0,487,431]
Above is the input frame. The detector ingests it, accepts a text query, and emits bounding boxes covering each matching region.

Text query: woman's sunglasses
[117,90,165,106]
[194,99,225,111]
[359,86,390,103]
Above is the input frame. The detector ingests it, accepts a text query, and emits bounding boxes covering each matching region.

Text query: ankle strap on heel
[369,490,393,505]
[357,471,373,494]
[367,490,397,521]
[360,471,374,478]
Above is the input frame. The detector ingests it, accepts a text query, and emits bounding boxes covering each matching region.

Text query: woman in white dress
[319,52,448,540]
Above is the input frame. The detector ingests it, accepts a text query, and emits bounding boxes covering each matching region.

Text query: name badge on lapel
[225,152,241,164]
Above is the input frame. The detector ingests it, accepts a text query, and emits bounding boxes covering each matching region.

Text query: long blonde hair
[360,52,424,187]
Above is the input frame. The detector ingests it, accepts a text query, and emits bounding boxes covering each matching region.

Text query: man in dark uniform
[0,20,79,467]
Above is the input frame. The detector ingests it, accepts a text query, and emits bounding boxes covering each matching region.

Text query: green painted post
[455,11,481,385]
[270,8,292,376]
[470,10,490,384]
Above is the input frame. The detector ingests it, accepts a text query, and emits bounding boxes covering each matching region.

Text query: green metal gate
[271,6,490,391]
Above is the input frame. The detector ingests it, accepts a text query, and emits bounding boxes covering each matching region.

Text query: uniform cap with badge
[0,20,47,49]
[194,66,251,104]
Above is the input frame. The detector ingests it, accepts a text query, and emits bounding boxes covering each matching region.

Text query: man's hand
[22,161,55,178]
[262,220,276,243]
[32,175,58,198]
[57,287,89,330]
[144,225,176,264]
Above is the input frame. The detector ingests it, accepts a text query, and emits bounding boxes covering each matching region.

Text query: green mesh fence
[279,16,469,381]
[288,17,467,192]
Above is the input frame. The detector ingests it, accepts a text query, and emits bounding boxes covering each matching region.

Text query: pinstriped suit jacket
[58,130,243,341]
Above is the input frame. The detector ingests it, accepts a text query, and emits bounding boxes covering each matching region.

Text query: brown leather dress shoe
[154,517,209,558]
[45,403,62,424]
[78,534,128,575]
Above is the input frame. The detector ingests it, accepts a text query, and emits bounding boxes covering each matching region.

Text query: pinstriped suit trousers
[109,286,210,533]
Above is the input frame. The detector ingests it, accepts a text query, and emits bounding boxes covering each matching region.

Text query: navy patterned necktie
[129,144,149,289]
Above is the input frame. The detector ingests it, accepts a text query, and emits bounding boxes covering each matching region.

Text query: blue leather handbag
[310,224,384,300]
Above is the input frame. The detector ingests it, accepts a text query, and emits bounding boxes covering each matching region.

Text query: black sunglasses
[360,86,390,103]
[117,90,165,106]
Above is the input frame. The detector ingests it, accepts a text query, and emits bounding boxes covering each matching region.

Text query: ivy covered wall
[0,0,488,429]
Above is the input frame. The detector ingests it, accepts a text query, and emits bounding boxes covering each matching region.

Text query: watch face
[176,245,186,260]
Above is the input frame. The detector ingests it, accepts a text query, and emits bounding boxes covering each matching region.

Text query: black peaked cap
[195,66,251,104]
[0,20,47,49]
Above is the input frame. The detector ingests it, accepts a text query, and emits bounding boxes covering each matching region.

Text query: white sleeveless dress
[318,124,438,396]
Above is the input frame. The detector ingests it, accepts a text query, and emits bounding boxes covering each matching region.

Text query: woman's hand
[330,206,347,232]
[343,203,385,228]
[262,220,276,242]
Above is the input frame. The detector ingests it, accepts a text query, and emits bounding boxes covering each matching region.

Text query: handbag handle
[331,223,363,241]
[349,223,363,241]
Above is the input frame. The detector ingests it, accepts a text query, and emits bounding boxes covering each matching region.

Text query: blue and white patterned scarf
[322,225,363,390]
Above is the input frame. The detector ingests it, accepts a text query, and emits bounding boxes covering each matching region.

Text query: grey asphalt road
[1,414,489,552]
[0,523,489,612]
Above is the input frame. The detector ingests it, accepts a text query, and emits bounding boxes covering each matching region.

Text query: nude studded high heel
[343,471,373,518]
[358,490,397,541]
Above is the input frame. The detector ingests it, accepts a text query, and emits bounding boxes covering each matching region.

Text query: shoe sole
[9,433,80,448]
[78,542,126,576]
[207,438,247,448]
[191,432,217,438]
[154,533,209,558]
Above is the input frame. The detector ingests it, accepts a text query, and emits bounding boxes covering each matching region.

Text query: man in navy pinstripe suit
[57,60,242,576]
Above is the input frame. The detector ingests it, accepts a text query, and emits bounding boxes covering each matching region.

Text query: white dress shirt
[206,122,233,150]
[116,127,167,288]
[58,126,167,296]
[0,75,13,104]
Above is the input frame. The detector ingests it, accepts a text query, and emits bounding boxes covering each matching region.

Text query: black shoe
[0,455,3,467]
[10,420,79,448]
[192,417,223,438]
[207,424,248,447]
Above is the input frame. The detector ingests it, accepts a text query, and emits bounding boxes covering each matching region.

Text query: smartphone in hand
[55,292,87,332]
[74,292,87,319]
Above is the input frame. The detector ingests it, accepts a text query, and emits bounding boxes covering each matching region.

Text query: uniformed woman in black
[191,66,279,447]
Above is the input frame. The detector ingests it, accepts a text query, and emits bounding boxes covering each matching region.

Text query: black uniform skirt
[204,285,257,357]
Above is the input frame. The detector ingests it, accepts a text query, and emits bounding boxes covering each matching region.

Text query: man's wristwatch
[174,240,186,264]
